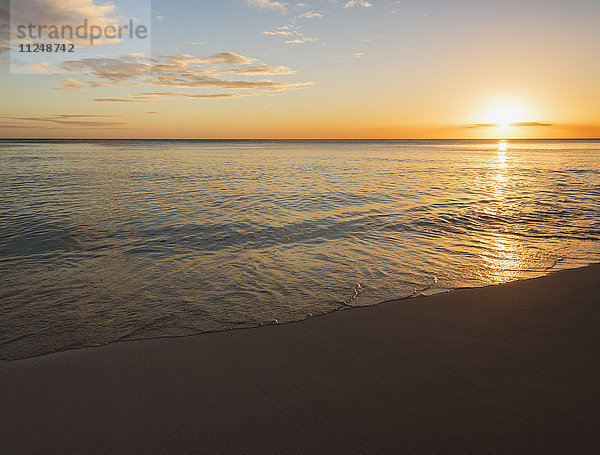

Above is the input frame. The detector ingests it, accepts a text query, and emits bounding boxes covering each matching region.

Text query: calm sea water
[1,139,599,359]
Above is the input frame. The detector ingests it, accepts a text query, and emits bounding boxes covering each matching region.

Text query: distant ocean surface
[1,139,599,359]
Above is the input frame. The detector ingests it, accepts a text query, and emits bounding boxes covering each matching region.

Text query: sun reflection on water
[491,141,509,198]
[479,140,525,283]
[483,232,527,283]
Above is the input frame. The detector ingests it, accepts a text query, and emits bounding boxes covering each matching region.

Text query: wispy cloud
[62,56,152,81]
[262,25,297,36]
[0,112,173,130]
[245,0,289,14]
[93,92,248,103]
[467,122,553,128]
[175,41,206,51]
[262,17,319,45]
[297,11,324,19]
[285,37,318,45]
[9,0,120,47]
[199,52,256,64]
[344,0,373,8]
[0,114,127,127]
[57,79,86,92]
[219,65,297,75]
[58,52,312,101]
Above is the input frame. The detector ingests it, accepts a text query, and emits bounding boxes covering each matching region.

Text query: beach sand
[1,264,599,454]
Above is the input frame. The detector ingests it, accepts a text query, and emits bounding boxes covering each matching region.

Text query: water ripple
[1,139,599,359]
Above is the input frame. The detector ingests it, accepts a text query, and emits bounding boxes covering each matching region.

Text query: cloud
[93,92,247,103]
[10,0,116,26]
[29,62,53,72]
[147,55,293,75]
[57,79,86,91]
[0,123,44,129]
[198,52,256,65]
[62,57,152,80]
[467,122,553,128]
[344,0,372,8]
[219,65,297,75]
[0,114,126,127]
[261,9,325,46]
[176,41,206,51]
[262,25,297,36]
[51,114,120,119]
[297,11,324,19]
[511,121,553,127]
[245,0,289,14]
[0,112,173,131]
[9,0,120,47]
[59,52,312,101]
[62,55,308,89]
[285,37,318,45]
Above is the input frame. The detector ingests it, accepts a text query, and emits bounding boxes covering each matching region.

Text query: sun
[481,99,529,127]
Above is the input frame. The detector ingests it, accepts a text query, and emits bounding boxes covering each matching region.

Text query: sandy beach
[1,264,599,454]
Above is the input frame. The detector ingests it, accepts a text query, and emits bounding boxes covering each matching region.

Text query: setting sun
[481,99,531,127]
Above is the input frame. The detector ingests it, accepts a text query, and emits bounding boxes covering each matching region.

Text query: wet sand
[1,264,599,454]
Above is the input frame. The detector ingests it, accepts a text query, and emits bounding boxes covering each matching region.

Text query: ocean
[1,139,599,359]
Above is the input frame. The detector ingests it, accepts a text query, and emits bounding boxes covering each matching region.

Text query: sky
[0,0,599,139]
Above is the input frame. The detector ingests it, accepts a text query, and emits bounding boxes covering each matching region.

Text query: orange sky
[1,0,599,138]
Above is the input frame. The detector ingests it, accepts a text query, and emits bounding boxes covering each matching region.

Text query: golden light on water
[491,141,509,198]
[497,142,508,167]
[485,233,525,283]
[481,140,526,283]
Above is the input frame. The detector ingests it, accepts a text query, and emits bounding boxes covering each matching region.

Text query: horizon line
[1,137,600,141]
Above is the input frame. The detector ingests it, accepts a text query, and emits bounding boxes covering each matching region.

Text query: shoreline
[1,263,599,453]
[2,262,597,362]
